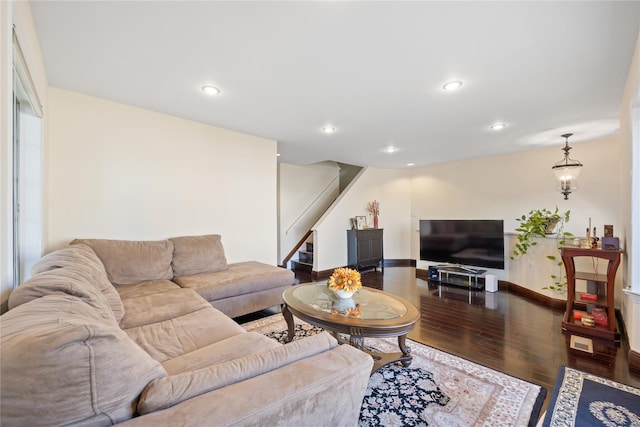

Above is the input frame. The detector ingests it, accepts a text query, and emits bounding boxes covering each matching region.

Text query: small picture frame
[350,218,357,229]
[356,216,367,230]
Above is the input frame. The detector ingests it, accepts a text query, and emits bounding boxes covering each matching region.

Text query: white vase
[332,297,356,311]
[334,289,356,299]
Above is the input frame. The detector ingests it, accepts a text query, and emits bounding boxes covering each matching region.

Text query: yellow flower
[344,305,362,318]
[331,304,362,318]
[327,268,362,293]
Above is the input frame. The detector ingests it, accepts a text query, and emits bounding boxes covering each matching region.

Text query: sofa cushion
[123,306,246,362]
[162,331,282,375]
[32,243,125,322]
[119,288,213,330]
[137,332,338,414]
[115,279,182,301]
[0,295,167,427]
[71,238,174,285]
[170,234,228,276]
[8,268,116,323]
[173,261,294,302]
[209,285,291,319]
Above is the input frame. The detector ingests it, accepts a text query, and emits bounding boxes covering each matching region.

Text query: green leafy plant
[511,207,570,258]
[511,207,572,293]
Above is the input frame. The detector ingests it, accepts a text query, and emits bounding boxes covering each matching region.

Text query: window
[12,33,43,286]
[632,102,640,293]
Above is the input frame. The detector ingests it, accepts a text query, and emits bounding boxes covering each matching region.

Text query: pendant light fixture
[551,133,583,200]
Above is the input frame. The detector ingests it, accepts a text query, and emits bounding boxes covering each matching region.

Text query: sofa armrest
[119,343,373,427]
[138,332,339,414]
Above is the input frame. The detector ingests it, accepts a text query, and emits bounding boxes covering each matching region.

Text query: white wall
[47,88,278,264]
[410,137,622,298]
[0,1,48,307]
[278,161,339,263]
[314,167,412,272]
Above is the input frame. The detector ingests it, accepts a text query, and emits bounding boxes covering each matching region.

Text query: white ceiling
[30,1,639,168]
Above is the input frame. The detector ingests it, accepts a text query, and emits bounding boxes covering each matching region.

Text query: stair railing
[283,177,338,235]
[280,229,313,268]
[281,176,338,268]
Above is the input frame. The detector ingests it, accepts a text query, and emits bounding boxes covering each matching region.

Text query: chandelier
[551,133,583,200]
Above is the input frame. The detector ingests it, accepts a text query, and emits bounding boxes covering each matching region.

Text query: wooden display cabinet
[347,229,384,272]
[560,247,622,342]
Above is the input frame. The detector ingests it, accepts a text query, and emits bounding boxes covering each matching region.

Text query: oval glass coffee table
[282,283,420,373]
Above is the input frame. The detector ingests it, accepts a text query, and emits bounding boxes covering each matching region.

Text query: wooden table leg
[366,334,413,373]
[281,304,295,343]
[398,334,413,367]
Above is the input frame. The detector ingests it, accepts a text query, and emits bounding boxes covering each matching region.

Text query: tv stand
[450,264,481,274]
[434,264,486,290]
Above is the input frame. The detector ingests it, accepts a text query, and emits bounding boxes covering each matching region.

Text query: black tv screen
[419,220,505,269]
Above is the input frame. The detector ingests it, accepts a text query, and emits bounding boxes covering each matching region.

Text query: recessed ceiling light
[442,81,463,91]
[491,123,507,130]
[322,126,336,134]
[384,146,398,153]
[202,85,221,96]
[406,163,415,166]
[276,153,281,157]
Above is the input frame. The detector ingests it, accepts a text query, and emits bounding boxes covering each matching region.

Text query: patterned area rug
[242,314,546,427]
[543,366,640,426]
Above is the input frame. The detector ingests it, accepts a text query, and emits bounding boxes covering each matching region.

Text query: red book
[591,308,608,326]
[580,293,597,301]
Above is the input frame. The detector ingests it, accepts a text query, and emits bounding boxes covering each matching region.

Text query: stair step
[298,251,313,264]
[291,260,313,273]
[305,242,314,252]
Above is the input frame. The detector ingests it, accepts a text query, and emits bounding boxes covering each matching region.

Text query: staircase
[291,240,314,273]
[279,161,364,276]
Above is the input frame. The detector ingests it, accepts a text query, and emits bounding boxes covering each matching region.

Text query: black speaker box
[427,266,439,279]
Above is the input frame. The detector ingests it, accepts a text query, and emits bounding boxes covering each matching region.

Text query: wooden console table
[347,229,384,272]
[560,247,622,341]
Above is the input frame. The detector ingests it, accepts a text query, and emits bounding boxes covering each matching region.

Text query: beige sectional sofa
[72,234,295,319]
[1,236,373,426]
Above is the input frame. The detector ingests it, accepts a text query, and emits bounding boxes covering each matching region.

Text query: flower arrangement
[367,200,380,217]
[367,200,380,229]
[327,267,362,294]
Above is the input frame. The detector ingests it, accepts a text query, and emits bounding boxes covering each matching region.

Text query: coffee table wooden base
[282,303,414,374]
[331,331,413,374]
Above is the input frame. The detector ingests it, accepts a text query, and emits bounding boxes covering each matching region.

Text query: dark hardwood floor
[289,267,640,419]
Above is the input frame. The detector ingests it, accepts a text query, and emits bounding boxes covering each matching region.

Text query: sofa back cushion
[8,268,117,323]
[170,234,228,276]
[1,294,167,427]
[31,243,125,322]
[71,238,174,285]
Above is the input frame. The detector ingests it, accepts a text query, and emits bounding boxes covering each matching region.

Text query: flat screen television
[419,219,505,270]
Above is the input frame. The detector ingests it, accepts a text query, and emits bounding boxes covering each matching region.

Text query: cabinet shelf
[560,247,622,342]
[563,310,616,341]
[428,277,484,291]
[575,271,608,283]
[573,294,607,306]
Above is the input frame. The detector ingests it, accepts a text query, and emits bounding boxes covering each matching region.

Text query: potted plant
[511,207,572,293]
[511,207,570,259]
